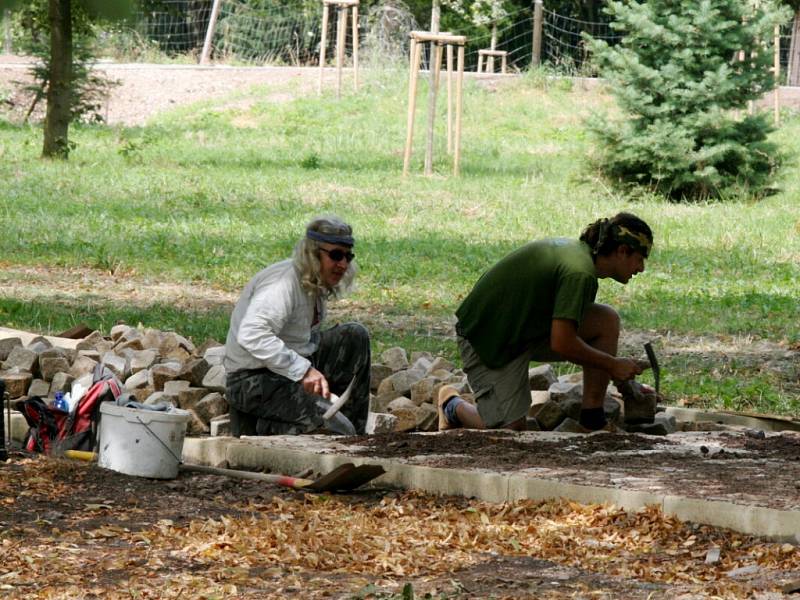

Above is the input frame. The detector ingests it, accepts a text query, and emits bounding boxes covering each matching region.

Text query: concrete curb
[182,437,800,544]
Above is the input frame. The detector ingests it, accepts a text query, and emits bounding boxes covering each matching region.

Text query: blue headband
[306,229,355,247]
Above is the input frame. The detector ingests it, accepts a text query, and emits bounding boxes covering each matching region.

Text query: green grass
[0,68,799,415]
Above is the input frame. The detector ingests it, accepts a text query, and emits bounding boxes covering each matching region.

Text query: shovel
[181,462,385,492]
[64,450,385,493]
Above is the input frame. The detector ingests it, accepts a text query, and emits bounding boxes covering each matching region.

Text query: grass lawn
[0,67,798,415]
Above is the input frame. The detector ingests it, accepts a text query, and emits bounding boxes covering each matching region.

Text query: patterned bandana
[614,225,652,257]
[306,229,355,247]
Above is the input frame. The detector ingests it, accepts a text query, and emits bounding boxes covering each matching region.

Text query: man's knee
[580,303,620,338]
[340,322,370,345]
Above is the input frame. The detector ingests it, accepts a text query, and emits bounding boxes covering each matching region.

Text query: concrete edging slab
[182,437,800,543]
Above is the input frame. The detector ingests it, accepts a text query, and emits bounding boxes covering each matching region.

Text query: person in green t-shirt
[438,212,653,432]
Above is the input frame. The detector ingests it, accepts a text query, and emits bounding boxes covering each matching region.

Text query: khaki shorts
[457,335,563,428]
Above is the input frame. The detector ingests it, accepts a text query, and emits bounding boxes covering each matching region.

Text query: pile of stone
[0,325,228,436]
[367,347,675,435]
[0,326,672,439]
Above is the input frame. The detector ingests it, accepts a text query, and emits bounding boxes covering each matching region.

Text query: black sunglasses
[319,247,355,263]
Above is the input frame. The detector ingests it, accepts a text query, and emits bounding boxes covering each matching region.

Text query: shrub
[587,0,791,200]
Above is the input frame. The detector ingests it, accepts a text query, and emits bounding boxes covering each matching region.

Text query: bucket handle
[136,415,183,466]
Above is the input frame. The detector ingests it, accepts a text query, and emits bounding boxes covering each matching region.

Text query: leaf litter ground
[1,452,799,599]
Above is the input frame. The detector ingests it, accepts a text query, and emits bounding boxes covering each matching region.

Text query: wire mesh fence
[2,0,798,82]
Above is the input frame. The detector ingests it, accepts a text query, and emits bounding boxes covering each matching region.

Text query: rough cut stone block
[369,364,393,393]
[27,336,53,353]
[3,347,38,374]
[178,358,211,387]
[369,391,399,414]
[140,329,164,351]
[70,355,98,378]
[163,380,191,396]
[124,369,151,390]
[102,352,129,381]
[39,356,71,382]
[201,365,226,392]
[203,345,226,366]
[377,369,425,397]
[195,392,228,423]
[653,412,677,434]
[149,364,180,391]
[115,338,144,352]
[75,330,105,351]
[185,409,209,435]
[391,407,420,432]
[558,371,583,384]
[387,396,415,412]
[28,378,50,398]
[417,402,438,431]
[129,349,158,374]
[410,356,433,375]
[177,387,207,411]
[131,387,155,403]
[0,372,32,398]
[426,356,455,375]
[380,347,409,372]
[529,364,557,390]
[553,417,587,433]
[365,411,397,434]
[0,337,22,362]
[50,372,74,394]
[77,349,101,361]
[535,400,565,430]
[210,415,231,437]
[409,351,433,364]
[109,324,131,341]
[410,377,437,406]
[196,338,223,358]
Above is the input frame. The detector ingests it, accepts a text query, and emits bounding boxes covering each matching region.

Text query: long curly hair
[579,212,653,258]
[293,215,357,298]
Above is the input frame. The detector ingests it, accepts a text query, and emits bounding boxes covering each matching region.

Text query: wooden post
[403,39,422,176]
[446,44,453,154]
[477,53,484,73]
[424,0,441,175]
[336,5,347,98]
[501,52,507,73]
[532,0,543,67]
[454,44,464,176]
[199,0,223,65]
[319,3,330,94]
[352,4,359,90]
[775,24,781,125]
[488,23,497,73]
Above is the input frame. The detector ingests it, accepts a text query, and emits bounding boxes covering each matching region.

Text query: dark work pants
[226,323,371,436]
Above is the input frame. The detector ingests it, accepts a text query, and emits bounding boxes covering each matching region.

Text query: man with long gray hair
[224,215,370,436]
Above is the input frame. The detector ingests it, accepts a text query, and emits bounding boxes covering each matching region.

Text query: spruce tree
[588,0,790,200]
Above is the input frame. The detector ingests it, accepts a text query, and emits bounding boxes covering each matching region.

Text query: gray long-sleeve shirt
[223,260,324,381]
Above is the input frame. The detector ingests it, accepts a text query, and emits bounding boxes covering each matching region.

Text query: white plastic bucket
[98,402,191,479]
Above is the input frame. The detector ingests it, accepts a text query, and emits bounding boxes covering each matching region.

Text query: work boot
[437,385,460,431]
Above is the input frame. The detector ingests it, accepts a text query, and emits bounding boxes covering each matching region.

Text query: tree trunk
[43,0,72,159]
[789,11,800,87]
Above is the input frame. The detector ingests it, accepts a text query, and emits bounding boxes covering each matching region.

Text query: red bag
[20,376,121,454]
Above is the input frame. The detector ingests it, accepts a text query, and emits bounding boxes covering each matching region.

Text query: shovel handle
[180,463,314,489]
[64,450,97,461]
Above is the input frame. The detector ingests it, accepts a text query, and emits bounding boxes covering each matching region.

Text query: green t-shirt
[455,238,598,368]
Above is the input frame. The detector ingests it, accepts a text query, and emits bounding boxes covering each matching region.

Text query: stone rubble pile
[0,325,674,439]
[368,347,676,435]
[0,325,228,436]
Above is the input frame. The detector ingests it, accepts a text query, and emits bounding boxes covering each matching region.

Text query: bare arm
[550,318,642,381]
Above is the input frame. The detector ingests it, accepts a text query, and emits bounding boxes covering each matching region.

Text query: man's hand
[302,367,330,399]
[609,357,644,382]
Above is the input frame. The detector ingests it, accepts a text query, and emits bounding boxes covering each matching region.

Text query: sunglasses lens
[323,249,354,262]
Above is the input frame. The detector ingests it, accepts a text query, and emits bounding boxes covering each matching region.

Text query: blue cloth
[444,396,464,427]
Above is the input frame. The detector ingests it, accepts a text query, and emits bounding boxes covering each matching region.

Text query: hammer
[643,342,661,396]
